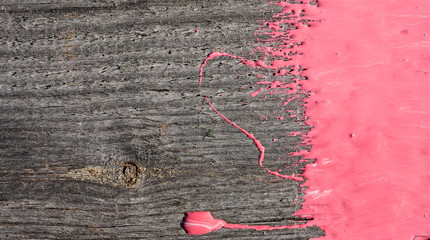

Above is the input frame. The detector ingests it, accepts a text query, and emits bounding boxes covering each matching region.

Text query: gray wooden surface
[0,0,323,239]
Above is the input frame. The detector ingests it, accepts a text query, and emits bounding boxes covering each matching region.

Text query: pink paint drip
[182,212,309,235]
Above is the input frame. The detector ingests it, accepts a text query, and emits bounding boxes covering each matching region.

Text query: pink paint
[182,212,226,235]
[185,42,306,233]
[187,1,310,235]
[187,0,430,238]
[283,97,295,105]
[205,98,266,168]
[284,1,430,239]
[251,87,263,97]
[182,212,308,235]
[289,150,308,157]
[288,131,301,136]
[265,168,303,181]
[199,52,303,181]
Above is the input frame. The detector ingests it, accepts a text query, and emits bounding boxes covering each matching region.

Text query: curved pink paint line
[199,51,304,182]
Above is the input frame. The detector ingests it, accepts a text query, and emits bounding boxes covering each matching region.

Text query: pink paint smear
[184,0,430,239]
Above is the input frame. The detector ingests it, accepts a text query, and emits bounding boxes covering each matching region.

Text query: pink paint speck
[251,87,263,97]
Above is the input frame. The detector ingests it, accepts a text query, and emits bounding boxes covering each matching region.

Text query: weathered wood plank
[0,0,323,239]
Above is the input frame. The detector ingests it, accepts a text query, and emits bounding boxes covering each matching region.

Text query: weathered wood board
[0,1,323,239]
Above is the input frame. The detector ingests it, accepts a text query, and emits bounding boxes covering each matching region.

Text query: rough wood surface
[0,1,323,239]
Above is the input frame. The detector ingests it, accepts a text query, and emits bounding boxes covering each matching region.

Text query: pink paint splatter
[184,0,430,238]
[183,1,312,236]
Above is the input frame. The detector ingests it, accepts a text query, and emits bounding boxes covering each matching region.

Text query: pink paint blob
[182,211,309,235]
[182,212,226,235]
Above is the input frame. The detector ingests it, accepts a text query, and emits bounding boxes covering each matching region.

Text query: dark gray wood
[0,0,323,239]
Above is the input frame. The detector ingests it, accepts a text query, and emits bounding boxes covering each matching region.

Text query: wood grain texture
[0,0,324,239]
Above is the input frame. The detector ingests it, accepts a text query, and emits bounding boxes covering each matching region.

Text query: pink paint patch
[291,1,430,239]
